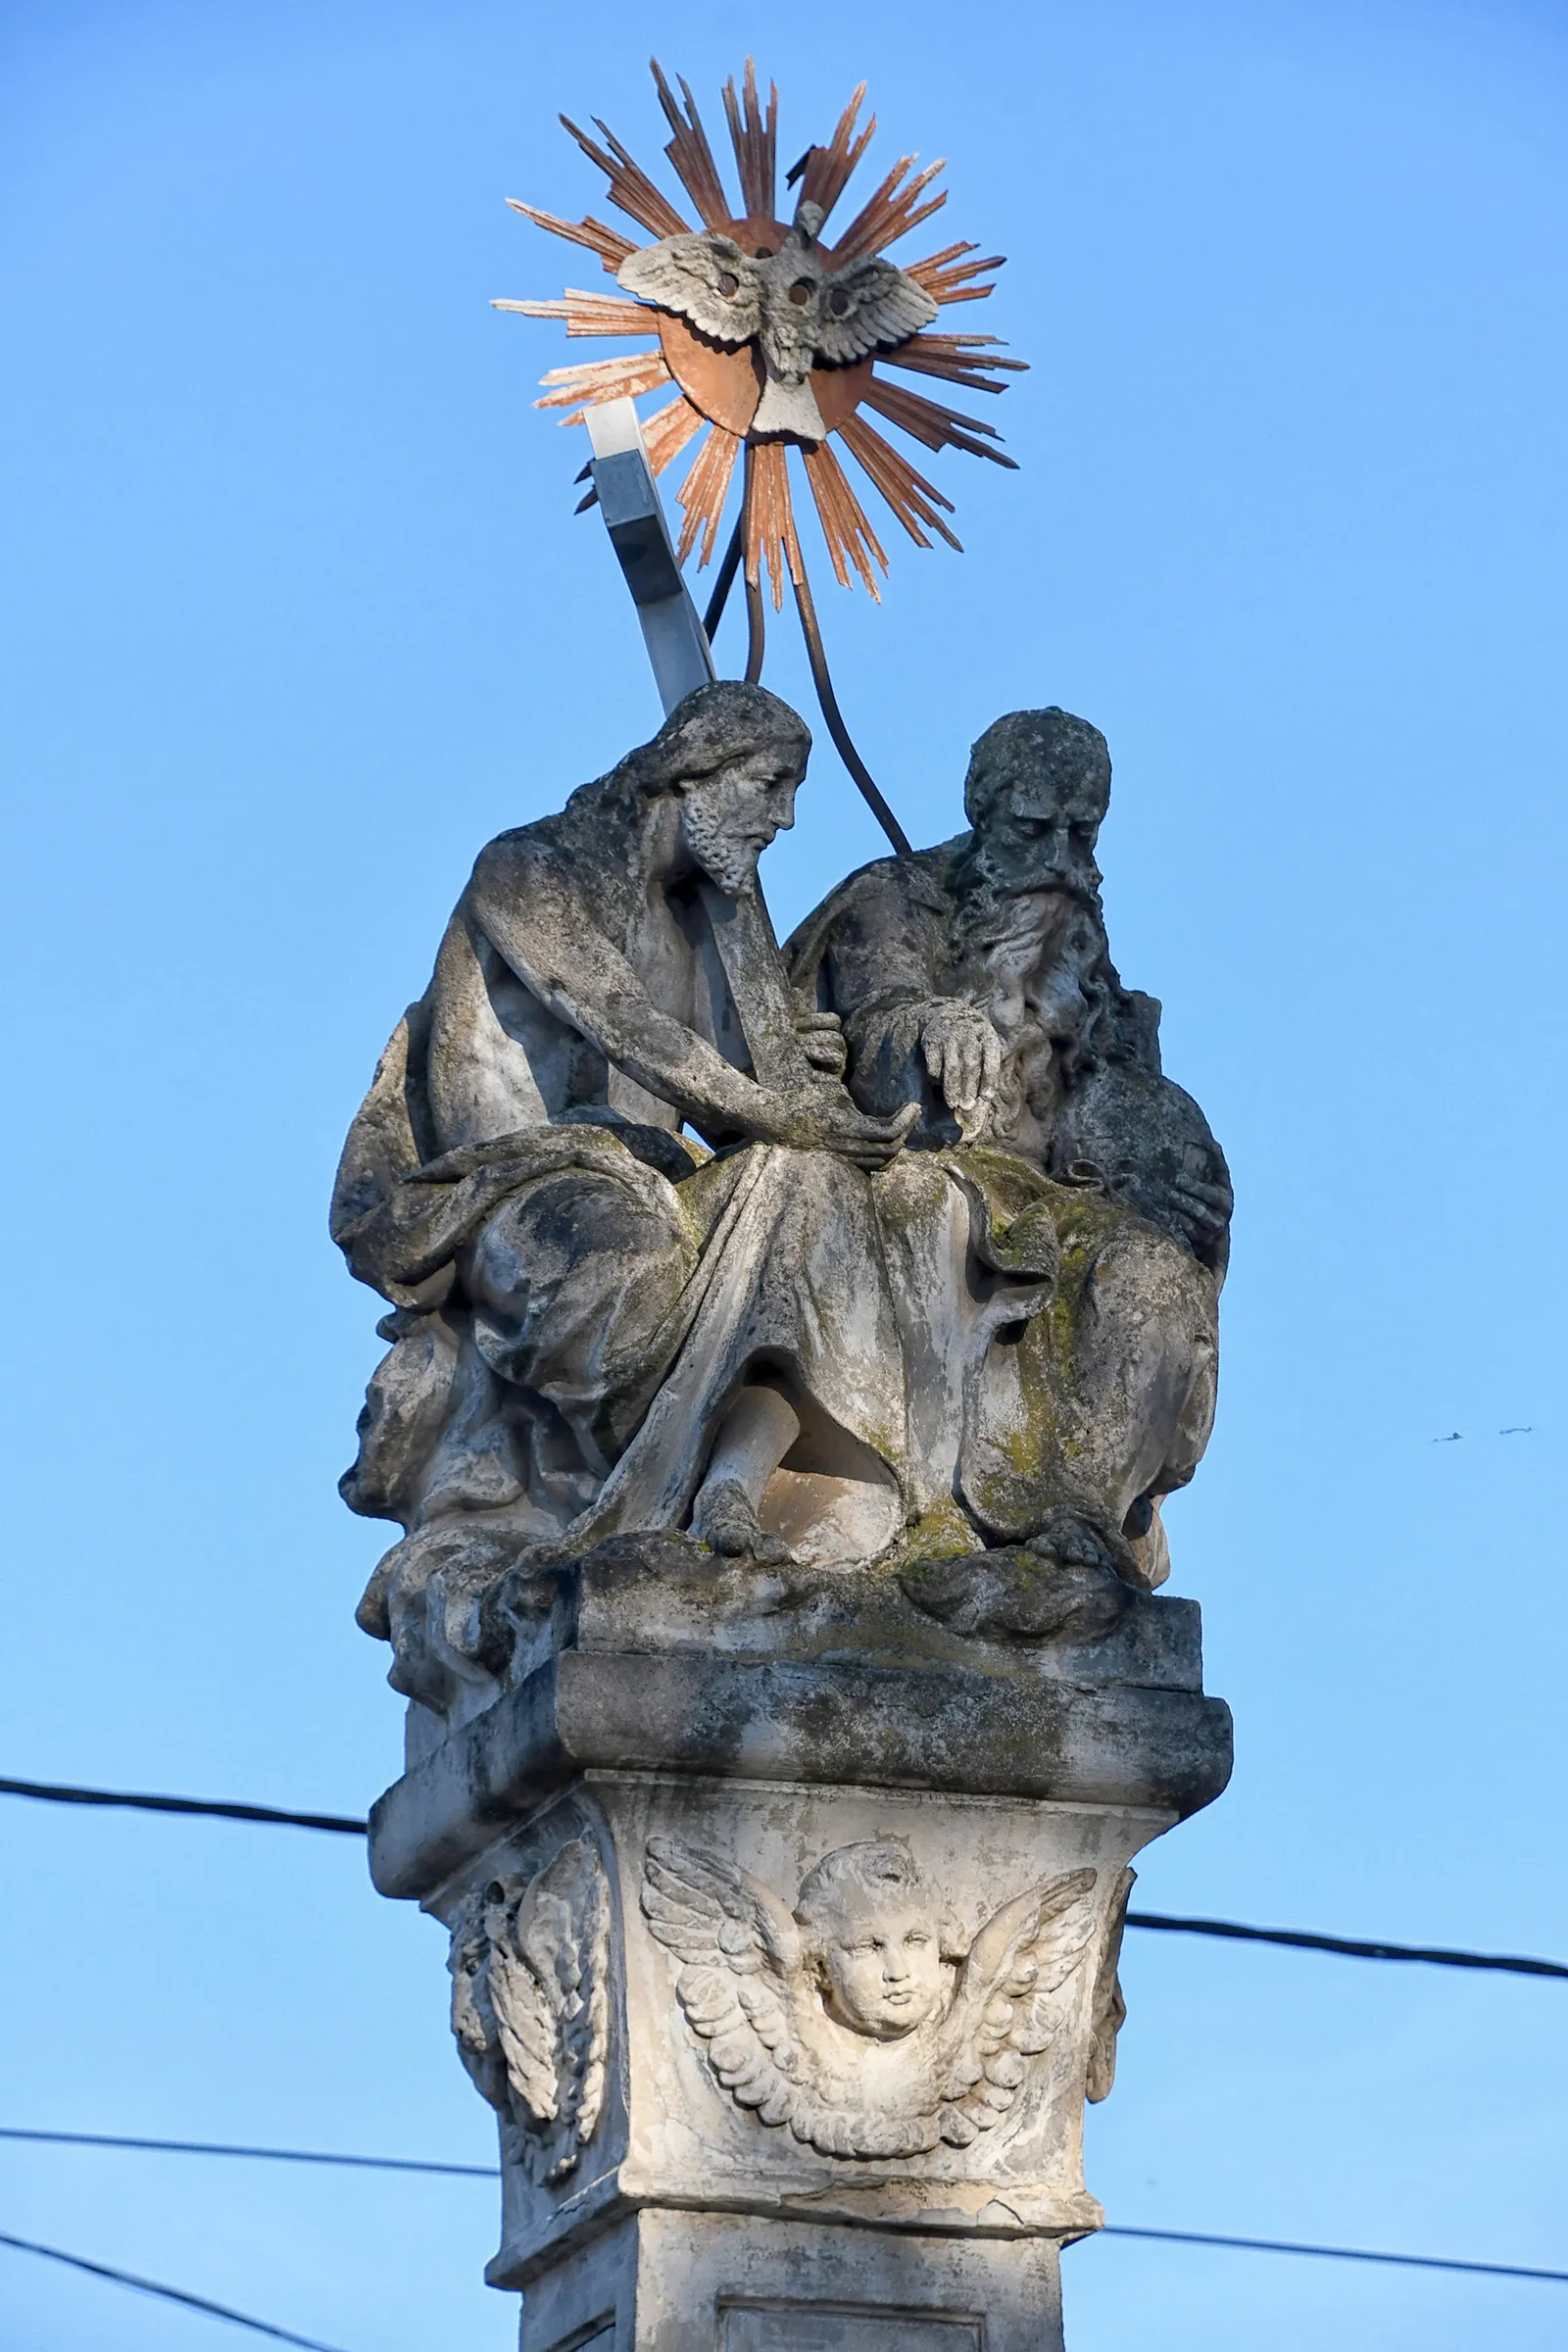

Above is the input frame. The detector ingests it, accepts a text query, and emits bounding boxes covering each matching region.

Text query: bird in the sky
[616,194,940,441]
[1499,1426,1535,1436]
[1432,1431,1462,1443]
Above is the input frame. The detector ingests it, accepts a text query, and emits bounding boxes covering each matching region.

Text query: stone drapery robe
[331,773,1072,1709]
[787,841,1227,1591]
[786,839,1230,1270]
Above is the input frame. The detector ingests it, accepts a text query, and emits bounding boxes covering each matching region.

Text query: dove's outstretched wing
[642,1836,808,2130]
[616,232,763,347]
[936,1866,1100,2146]
[809,255,939,367]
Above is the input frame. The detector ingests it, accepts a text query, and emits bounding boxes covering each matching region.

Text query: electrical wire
[1097,2224,1568,2284]
[0,2227,352,2350]
[5,1772,1566,1980]
[1123,1908,1568,1980]
[0,1775,366,1835]
[0,2126,494,2177]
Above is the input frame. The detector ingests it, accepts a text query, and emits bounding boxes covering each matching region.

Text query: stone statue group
[332,683,1230,1718]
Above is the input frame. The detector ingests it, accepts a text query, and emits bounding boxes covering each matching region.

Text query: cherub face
[815,1892,945,2040]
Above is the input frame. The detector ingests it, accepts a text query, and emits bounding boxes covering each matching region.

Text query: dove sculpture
[616,198,939,442]
[496,60,1024,610]
[495,61,1026,856]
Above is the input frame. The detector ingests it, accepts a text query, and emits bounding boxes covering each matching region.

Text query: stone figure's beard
[945,848,1116,1111]
[956,832,1102,914]
[949,835,1107,987]
[680,795,765,897]
[951,851,1067,974]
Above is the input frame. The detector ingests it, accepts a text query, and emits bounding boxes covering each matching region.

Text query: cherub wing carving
[1085,1867,1134,2104]
[616,232,762,347]
[641,1836,808,2131]
[644,1840,1104,2163]
[935,1866,1101,2145]
[808,254,939,367]
[448,1836,612,2183]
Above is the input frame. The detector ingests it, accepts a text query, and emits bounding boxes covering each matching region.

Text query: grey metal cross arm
[586,399,714,715]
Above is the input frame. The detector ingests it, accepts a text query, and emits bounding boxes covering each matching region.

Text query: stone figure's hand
[1167,1169,1233,1251]
[919,1004,1004,1130]
[755,1086,918,1169]
[793,1005,849,1079]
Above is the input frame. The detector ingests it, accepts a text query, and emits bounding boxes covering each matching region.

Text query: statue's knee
[468,1173,677,1310]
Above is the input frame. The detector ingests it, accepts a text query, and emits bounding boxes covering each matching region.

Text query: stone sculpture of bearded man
[333,685,1228,1710]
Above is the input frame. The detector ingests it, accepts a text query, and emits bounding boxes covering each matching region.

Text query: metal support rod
[741,445,766,684]
[702,512,746,644]
[790,567,912,857]
[745,574,767,683]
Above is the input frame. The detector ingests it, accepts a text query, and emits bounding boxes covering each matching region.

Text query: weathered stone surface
[516,2209,1062,2352]
[335,691,1228,1719]
[387,1535,1208,1776]
[369,1632,1231,1904]
[409,1777,1170,2314]
[336,689,1235,2344]
[786,707,1233,1277]
[563,1537,1207,1686]
[448,1836,612,2186]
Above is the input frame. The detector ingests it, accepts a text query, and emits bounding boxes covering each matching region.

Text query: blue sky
[2,2,1566,2346]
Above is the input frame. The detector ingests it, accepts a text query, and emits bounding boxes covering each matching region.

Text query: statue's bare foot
[694,1477,795,1567]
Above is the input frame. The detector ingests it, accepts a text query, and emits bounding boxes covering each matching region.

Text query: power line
[1098,2224,1568,2285]
[0,2127,494,2178]
[0,1775,366,1836]
[0,2227,353,2350]
[1123,1909,1568,1981]
[5,1772,1566,1981]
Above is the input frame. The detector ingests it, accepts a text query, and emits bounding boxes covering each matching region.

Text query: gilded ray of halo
[676,425,743,567]
[492,56,1027,616]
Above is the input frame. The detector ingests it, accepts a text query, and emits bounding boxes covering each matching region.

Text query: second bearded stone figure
[332,683,1230,1717]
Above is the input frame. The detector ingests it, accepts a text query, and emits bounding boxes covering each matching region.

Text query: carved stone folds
[368,1553,1230,2350]
[345,694,1236,2347]
[449,1837,612,2185]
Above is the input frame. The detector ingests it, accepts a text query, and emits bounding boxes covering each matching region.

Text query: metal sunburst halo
[495,60,1026,850]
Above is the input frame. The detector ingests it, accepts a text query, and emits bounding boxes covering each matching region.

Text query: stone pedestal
[368,1547,1231,2350]
[520,2210,1062,2352]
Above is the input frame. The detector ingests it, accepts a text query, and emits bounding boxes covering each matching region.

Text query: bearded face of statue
[962,710,1111,906]
[677,748,804,895]
[979,767,1106,903]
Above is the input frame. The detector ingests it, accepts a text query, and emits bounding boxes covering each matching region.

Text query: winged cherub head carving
[642,1835,1104,2159]
[615,193,939,443]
